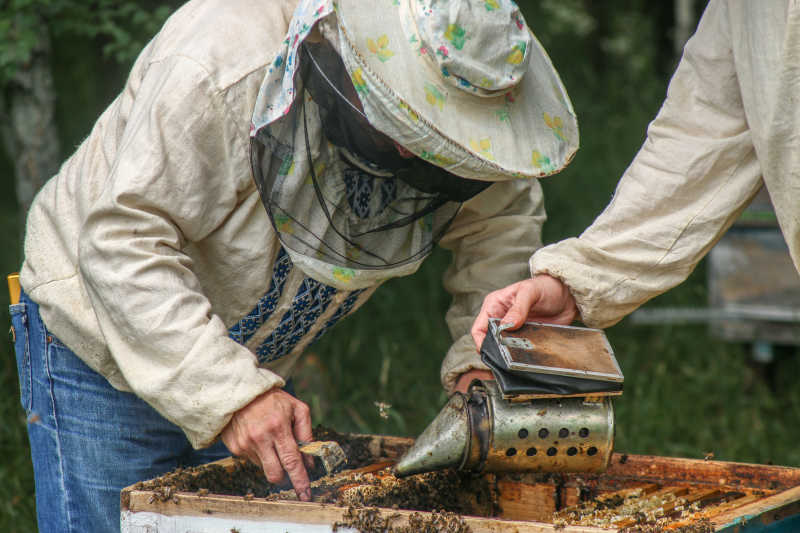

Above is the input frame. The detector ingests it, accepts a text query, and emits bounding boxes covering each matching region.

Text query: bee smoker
[395,320,622,477]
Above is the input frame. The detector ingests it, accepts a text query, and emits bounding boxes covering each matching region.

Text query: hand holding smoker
[395,319,623,477]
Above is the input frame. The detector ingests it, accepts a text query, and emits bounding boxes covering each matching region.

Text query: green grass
[610,319,800,464]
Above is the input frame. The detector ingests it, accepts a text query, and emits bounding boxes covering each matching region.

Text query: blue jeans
[11,291,230,532]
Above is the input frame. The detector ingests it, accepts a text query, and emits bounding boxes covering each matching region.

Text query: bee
[373,401,391,420]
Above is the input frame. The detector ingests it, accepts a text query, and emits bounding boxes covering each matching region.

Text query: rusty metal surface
[490,319,623,382]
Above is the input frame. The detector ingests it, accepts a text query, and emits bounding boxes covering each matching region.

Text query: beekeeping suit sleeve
[77,54,286,449]
[438,178,546,392]
[531,0,763,328]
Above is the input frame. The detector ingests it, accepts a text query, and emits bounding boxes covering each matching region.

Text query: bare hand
[470,275,578,350]
[221,388,313,501]
[454,369,494,393]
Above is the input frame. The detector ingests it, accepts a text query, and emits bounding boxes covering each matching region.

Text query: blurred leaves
[0,1,172,85]
[538,0,596,37]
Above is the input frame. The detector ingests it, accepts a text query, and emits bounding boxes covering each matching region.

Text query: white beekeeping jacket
[19,0,546,448]
[532,0,800,328]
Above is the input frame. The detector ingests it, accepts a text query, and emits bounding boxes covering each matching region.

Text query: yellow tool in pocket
[7,272,20,344]
[7,273,20,305]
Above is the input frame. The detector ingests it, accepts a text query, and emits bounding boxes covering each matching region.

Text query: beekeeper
[12,0,578,531]
[471,1,799,345]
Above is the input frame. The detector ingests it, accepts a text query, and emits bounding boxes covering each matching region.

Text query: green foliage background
[0,0,172,84]
[3,1,800,531]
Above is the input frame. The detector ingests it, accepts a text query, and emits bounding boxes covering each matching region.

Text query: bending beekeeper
[472,2,799,346]
[12,0,578,531]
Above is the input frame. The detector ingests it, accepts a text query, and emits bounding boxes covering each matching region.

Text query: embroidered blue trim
[256,278,339,363]
[311,289,366,345]
[343,169,398,219]
[228,248,366,365]
[228,248,291,345]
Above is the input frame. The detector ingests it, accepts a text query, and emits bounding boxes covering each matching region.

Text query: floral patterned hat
[252,0,579,182]
[334,0,578,181]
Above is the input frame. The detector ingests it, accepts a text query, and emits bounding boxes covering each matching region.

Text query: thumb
[502,279,541,328]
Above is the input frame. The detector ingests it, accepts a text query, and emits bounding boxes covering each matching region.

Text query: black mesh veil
[250,39,491,271]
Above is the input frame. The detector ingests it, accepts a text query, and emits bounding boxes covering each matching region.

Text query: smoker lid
[481,318,624,399]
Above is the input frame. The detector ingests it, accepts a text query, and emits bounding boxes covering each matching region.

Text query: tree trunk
[0,21,61,244]
[673,0,697,58]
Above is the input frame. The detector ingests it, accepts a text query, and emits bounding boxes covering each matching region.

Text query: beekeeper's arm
[472,0,763,347]
[439,177,546,393]
[78,54,312,500]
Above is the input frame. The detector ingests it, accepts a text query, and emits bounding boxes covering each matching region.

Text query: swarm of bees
[333,507,472,533]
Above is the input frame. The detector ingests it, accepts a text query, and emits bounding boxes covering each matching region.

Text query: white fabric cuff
[440,334,490,393]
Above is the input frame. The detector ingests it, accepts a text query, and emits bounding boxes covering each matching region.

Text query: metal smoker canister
[395,380,614,476]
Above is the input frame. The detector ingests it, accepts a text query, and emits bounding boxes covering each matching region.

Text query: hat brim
[334,0,579,181]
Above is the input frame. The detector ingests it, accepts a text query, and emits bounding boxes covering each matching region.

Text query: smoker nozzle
[395,380,614,477]
[394,392,471,476]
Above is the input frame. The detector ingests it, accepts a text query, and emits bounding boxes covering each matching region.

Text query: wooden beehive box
[707,187,800,345]
[121,434,800,532]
